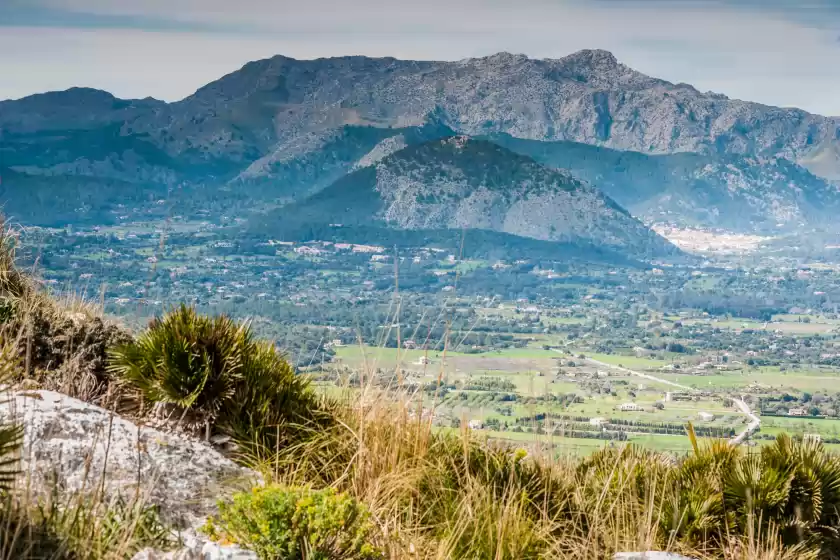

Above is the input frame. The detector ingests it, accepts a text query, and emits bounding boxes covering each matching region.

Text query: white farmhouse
[467,419,485,430]
[618,403,642,412]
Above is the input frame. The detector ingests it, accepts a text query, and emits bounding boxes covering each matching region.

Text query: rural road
[553,351,760,446]
[730,396,761,446]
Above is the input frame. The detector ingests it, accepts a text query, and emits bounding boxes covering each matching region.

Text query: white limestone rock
[0,390,257,532]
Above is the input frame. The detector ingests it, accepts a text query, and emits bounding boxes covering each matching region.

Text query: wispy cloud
[590,0,840,27]
[0,0,247,33]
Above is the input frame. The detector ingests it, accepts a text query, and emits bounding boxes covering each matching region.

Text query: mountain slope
[256,137,676,258]
[489,134,840,232]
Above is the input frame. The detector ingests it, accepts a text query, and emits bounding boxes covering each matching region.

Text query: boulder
[0,390,257,532]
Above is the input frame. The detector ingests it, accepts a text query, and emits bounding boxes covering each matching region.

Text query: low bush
[0,224,132,406]
[109,304,329,446]
[109,305,247,433]
[204,485,382,560]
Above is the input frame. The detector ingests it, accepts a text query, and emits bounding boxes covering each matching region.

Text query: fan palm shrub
[109,305,246,437]
[728,434,840,554]
[219,338,326,452]
[109,305,325,444]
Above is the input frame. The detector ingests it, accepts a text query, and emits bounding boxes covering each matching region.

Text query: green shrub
[109,305,325,444]
[109,304,246,431]
[219,339,325,451]
[204,485,382,560]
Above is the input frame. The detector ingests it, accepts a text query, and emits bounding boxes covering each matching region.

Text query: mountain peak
[477,52,530,63]
[563,49,619,65]
[557,49,624,74]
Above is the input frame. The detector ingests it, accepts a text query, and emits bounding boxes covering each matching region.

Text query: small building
[403,340,417,350]
[414,356,431,366]
[330,339,344,348]
[294,246,322,256]
[589,417,607,427]
[788,408,809,417]
[467,419,485,430]
[618,403,642,412]
[697,412,716,422]
[804,433,822,443]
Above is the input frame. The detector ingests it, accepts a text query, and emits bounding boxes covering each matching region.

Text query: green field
[327,343,838,457]
[659,368,840,392]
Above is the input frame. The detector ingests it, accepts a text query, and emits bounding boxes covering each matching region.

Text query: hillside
[254,137,676,258]
[489,134,840,232]
[0,226,839,559]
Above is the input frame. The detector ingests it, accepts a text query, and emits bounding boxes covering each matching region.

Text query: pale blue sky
[2,0,840,116]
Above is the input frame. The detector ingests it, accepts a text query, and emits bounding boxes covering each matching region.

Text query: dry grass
[242,384,834,559]
[0,223,135,410]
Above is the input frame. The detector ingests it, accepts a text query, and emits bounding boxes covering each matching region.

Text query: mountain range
[2,48,840,256]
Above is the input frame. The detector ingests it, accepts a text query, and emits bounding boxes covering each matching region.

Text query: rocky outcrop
[133,542,256,560]
[0,391,257,532]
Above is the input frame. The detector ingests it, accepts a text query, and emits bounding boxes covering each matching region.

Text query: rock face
[133,542,256,560]
[0,391,256,532]
[265,137,676,258]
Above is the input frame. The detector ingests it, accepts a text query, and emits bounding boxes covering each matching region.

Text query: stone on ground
[0,390,257,532]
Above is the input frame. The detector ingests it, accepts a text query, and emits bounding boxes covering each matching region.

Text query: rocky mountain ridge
[4,49,839,178]
[3,49,840,237]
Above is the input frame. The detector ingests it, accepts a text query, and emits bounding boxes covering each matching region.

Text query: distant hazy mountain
[2,49,840,234]
[253,137,676,258]
[489,134,840,232]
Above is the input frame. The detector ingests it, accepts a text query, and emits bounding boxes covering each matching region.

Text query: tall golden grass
[257,382,839,558]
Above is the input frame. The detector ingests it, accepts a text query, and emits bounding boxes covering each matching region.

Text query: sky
[2,0,840,115]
